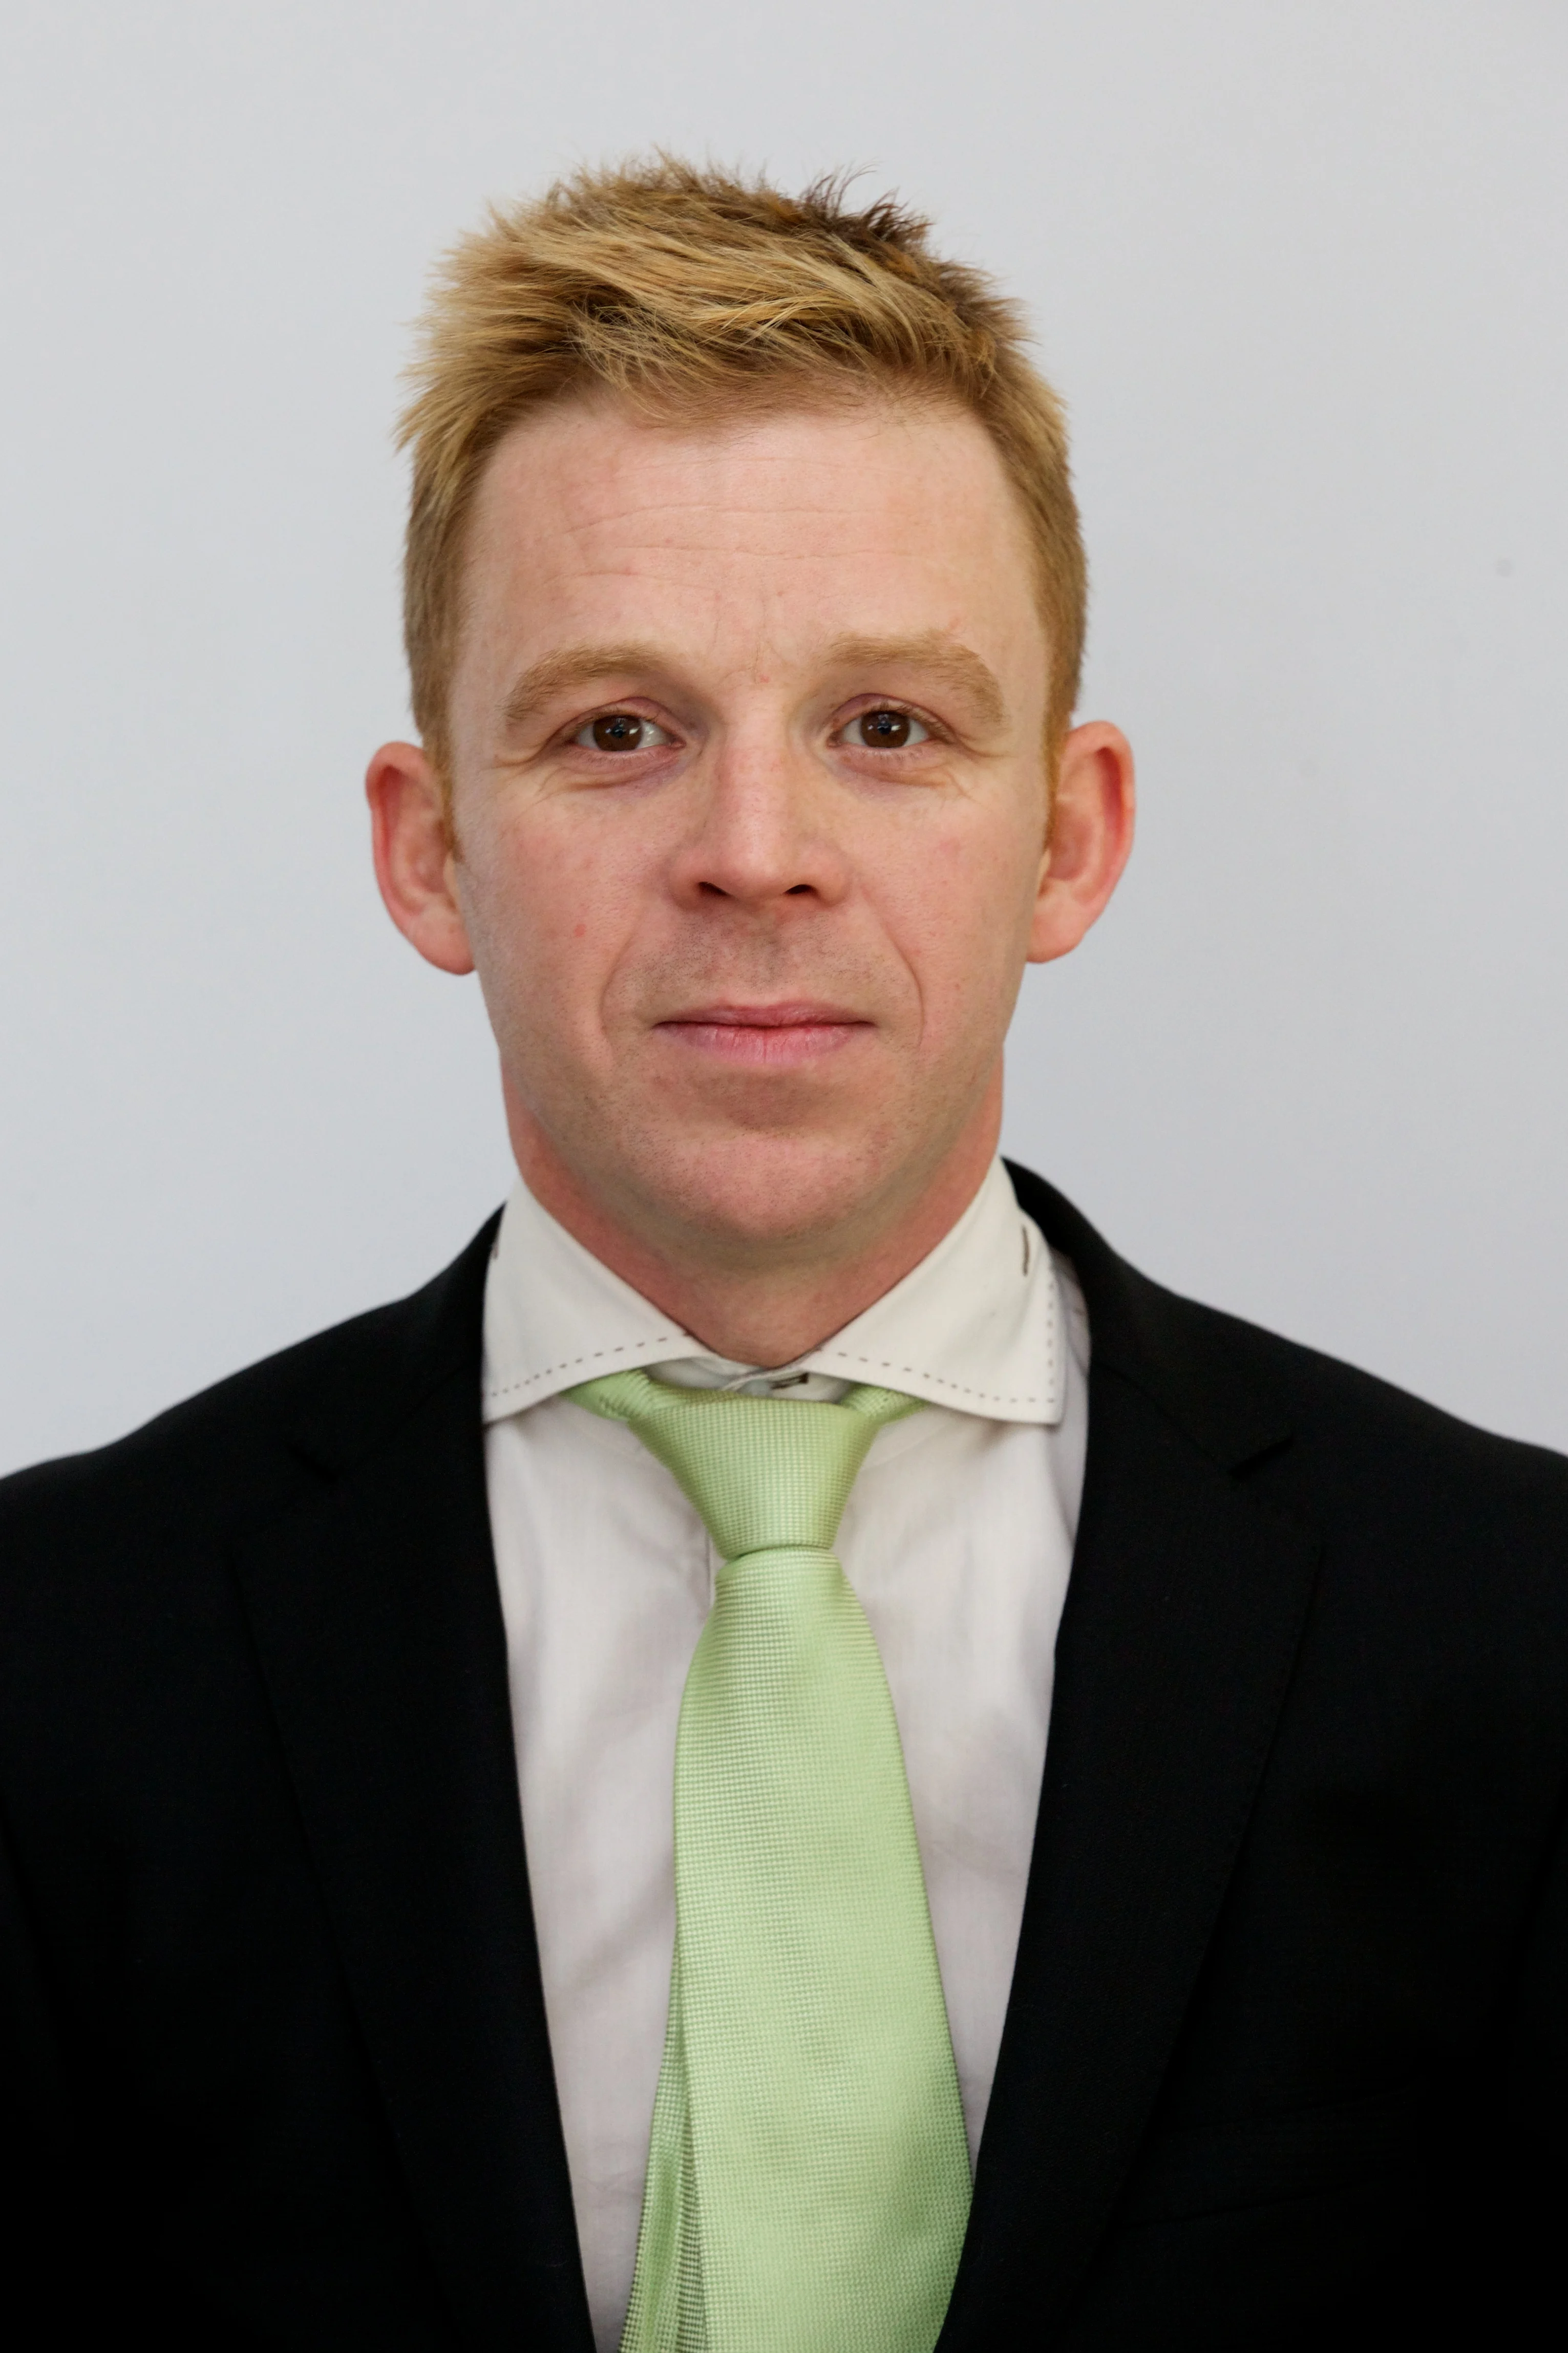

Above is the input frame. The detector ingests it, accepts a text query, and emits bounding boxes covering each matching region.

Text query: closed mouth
[654,1003,872,1065]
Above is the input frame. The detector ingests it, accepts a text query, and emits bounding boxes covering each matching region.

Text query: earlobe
[364,740,477,977]
[1027,721,1136,965]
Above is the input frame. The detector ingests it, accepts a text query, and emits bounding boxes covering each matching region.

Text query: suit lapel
[230,1222,594,2353]
[222,1173,1316,2348]
[937,1173,1322,2343]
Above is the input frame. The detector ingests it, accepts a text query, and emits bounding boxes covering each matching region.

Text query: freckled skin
[367,397,1134,1363]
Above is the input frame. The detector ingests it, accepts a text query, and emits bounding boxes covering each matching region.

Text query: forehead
[459,394,1043,656]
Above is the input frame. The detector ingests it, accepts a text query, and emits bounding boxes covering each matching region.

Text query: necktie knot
[568,1369,921,1563]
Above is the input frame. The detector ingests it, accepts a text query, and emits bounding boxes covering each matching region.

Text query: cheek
[874,812,1039,1017]
[459,802,645,1027]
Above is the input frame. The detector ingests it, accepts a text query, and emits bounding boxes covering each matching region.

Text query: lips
[654,1003,871,1067]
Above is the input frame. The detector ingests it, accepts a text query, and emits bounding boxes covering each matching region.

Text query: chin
[639,1132,901,1254]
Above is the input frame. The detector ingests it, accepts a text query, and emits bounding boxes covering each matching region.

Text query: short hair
[398,158,1086,782]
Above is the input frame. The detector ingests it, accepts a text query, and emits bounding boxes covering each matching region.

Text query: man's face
[423,396,1085,1265]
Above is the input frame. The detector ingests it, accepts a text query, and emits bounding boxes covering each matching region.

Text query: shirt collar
[481,1156,1063,1428]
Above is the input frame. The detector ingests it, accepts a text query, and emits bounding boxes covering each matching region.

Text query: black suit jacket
[2,1165,1565,2349]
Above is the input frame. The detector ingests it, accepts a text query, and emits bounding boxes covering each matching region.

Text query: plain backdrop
[3,0,1564,1476]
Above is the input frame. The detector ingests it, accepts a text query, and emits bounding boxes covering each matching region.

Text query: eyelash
[569,710,675,752]
[563,700,944,754]
[837,706,935,750]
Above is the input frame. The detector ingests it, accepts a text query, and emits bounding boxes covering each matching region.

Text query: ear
[365,741,475,976]
[1028,720,1136,964]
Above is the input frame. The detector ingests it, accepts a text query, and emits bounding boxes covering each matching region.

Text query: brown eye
[573,712,673,753]
[589,713,648,751]
[846,708,929,749]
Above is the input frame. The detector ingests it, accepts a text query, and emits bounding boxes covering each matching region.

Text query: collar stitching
[484,1335,684,1403]
[806,1348,1056,1408]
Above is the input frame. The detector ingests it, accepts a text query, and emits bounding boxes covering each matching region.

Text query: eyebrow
[497,629,1008,736]
[818,633,1007,732]
[500,643,670,735]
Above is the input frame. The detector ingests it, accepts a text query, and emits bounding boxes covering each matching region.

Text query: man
[1,160,1563,2352]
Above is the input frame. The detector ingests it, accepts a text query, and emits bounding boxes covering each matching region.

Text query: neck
[505,1079,1003,1368]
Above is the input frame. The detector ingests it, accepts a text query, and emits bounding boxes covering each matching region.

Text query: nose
[668,732,851,914]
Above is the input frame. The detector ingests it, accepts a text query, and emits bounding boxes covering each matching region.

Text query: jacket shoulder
[0,1214,500,1554]
[1008,1157,1568,1520]
[1158,1277,1568,1507]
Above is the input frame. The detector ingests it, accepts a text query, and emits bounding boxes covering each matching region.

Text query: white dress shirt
[481,1159,1090,2351]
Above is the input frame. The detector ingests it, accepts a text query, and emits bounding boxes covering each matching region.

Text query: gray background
[3,0,1564,1476]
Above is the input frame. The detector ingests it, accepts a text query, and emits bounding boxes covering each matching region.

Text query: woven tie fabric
[567,1369,971,2353]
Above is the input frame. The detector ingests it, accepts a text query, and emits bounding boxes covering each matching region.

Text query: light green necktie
[567,1369,971,2353]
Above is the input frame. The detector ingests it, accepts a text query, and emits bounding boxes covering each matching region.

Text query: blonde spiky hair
[399,158,1086,779]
